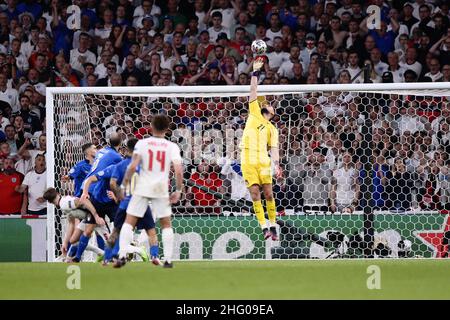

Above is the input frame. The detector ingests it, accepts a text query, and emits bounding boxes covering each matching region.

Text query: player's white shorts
[77,221,110,239]
[127,194,172,219]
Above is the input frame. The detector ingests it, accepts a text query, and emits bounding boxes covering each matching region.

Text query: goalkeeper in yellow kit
[239,57,282,240]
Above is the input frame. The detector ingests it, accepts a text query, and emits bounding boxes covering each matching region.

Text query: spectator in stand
[207,11,230,43]
[423,57,443,81]
[266,36,289,72]
[232,12,256,41]
[399,47,422,80]
[15,133,45,175]
[96,61,118,87]
[15,153,46,215]
[187,160,223,214]
[0,73,18,112]
[359,153,390,210]
[0,157,23,215]
[3,124,21,156]
[205,0,240,31]
[330,151,359,213]
[386,158,416,211]
[15,94,41,134]
[265,11,282,47]
[299,148,333,212]
[300,33,317,69]
[0,109,11,133]
[121,54,150,85]
[210,32,242,63]
[386,51,406,83]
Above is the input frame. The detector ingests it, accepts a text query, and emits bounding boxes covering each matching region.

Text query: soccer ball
[251,39,267,55]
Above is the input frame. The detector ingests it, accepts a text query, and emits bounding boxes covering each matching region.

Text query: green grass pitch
[1,260,449,299]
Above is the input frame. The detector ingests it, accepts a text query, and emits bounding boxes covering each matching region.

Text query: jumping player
[113,115,183,268]
[66,142,97,197]
[239,57,282,240]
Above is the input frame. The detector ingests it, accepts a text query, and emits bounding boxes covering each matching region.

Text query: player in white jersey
[43,188,107,262]
[114,115,183,268]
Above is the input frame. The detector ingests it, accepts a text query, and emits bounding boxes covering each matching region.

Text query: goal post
[46,83,450,261]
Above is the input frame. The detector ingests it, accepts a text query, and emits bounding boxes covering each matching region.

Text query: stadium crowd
[0,0,449,215]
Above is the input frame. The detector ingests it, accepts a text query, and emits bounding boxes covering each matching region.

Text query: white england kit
[59,195,109,236]
[59,195,87,219]
[127,137,182,219]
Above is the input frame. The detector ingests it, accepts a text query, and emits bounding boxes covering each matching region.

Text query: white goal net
[46,83,450,261]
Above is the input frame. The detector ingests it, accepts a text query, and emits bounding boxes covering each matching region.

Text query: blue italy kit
[82,146,122,195]
[68,159,91,197]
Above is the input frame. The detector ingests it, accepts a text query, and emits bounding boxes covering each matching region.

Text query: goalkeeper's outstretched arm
[249,57,264,102]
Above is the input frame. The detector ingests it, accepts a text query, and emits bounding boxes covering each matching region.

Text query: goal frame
[45,82,450,261]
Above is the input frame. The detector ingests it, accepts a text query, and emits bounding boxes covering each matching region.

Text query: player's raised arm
[80,175,98,202]
[249,57,264,102]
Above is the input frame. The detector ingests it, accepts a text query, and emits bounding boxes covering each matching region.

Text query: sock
[266,199,277,227]
[96,234,105,250]
[104,245,113,261]
[68,244,78,257]
[162,228,174,263]
[118,223,134,259]
[112,239,120,258]
[75,235,90,260]
[150,245,159,257]
[253,200,267,229]
[86,244,104,256]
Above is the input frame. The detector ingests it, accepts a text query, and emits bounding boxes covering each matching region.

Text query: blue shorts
[91,198,118,221]
[114,206,155,230]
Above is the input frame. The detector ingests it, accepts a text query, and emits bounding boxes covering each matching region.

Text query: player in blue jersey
[73,133,122,262]
[59,143,97,261]
[73,163,118,262]
[66,143,97,197]
[106,138,161,266]
[80,132,122,201]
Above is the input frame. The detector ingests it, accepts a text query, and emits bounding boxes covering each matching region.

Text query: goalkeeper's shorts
[241,161,272,187]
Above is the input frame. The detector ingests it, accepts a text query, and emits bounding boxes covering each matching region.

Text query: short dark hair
[127,138,138,151]
[43,187,58,202]
[211,11,222,19]
[152,114,170,132]
[82,142,94,154]
[188,57,199,65]
[235,27,246,34]
[79,32,90,40]
[83,62,95,69]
